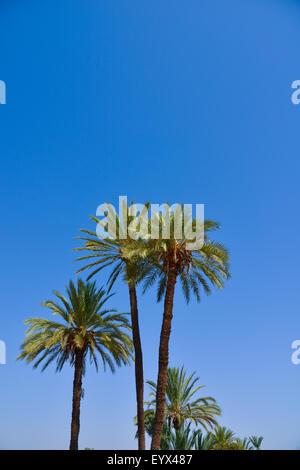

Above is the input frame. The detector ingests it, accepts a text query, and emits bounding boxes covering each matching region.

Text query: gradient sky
[1,0,300,450]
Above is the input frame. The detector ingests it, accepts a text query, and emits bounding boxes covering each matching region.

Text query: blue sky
[1,0,300,450]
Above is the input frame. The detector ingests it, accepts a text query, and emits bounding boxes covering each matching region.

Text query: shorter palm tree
[210,430,264,450]
[139,414,263,451]
[248,435,263,450]
[210,426,238,450]
[207,430,263,451]
[194,431,215,450]
[154,424,259,451]
[235,437,253,450]
[168,423,199,450]
[17,279,133,450]
[145,366,220,433]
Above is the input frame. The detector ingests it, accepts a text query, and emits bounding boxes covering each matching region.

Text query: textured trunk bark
[129,285,146,450]
[151,268,177,450]
[173,417,180,431]
[69,350,84,450]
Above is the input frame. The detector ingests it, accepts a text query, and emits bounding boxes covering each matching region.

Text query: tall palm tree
[145,366,220,432]
[140,209,230,449]
[17,279,133,450]
[74,208,149,450]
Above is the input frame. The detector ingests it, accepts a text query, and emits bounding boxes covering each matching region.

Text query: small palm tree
[235,437,253,450]
[210,426,237,450]
[145,366,220,432]
[167,427,262,451]
[248,435,263,450]
[17,279,133,450]
[139,208,230,449]
[194,431,215,450]
[168,423,199,450]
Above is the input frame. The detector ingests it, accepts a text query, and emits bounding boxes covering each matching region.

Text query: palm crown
[210,426,237,450]
[74,203,151,289]
[18,279,133,372]
[139,215,231,302]
[145,367,220,432]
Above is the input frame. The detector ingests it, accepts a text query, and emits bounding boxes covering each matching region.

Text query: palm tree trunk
[129,285,146,450]
[151,268,177,450]
[69,350,84,450]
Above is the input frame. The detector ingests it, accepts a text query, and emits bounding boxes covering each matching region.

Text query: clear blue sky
[1,0,300,450]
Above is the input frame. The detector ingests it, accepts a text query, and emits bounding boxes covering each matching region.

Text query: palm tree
[166,426,262,451]
[194,431,215,450]
[74,207,149,449]
[168,423,199,450]
[141,208,230,449]
[210,426,237,450]
[17,279,133,450]
[248,435,263,450]
[145,366,220,432]
[235,437,253,450]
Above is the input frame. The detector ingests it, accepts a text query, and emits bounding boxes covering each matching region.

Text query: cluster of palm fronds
[160,425,263,450]
[138,367,263,450]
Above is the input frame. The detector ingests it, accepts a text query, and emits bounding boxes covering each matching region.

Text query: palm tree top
[145,366,221,432]
[74,204,230,302]
[74,215,150,290]
[248,435,264,450]
[141,221,230,303]
[17,278,133,373]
